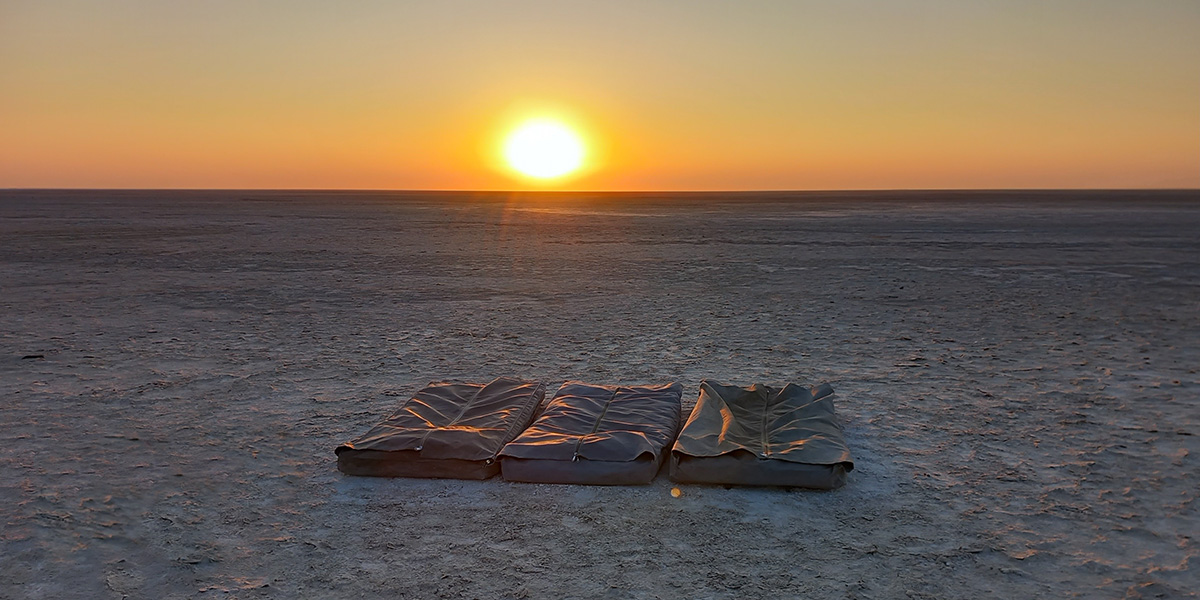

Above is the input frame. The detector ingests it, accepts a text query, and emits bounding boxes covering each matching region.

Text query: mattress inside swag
[335,377,545,479]
[670,381,854,489]
[499,382,684,485]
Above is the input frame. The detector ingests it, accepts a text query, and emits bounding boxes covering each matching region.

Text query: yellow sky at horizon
[1,1,1197,190]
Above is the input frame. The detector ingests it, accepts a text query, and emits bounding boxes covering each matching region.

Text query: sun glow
[502,119,586,180]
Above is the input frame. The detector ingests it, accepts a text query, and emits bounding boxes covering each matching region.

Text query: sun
[502,119,586,179]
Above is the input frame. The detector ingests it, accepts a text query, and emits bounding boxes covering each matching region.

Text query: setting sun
[502,119,586,180]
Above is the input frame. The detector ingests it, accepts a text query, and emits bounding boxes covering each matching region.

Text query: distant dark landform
[4,187,1199,207]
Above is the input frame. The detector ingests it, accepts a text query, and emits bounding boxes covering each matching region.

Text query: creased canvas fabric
[336,377,545,478]
[670,380,853,488]
[499,381,682,484]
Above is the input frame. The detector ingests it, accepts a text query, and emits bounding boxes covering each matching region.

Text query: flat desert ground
[1,190,1197,599]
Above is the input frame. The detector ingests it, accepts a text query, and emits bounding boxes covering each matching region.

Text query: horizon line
[3,187,1199,194]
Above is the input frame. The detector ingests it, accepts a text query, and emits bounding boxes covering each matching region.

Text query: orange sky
[1,1,1197,190]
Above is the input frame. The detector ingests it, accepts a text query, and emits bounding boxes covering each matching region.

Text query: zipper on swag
[573,387,620,461]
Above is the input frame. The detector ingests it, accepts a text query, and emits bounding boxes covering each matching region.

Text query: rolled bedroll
[670,381,853,489]
[499,382,683,485]
[336,377,545,479]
